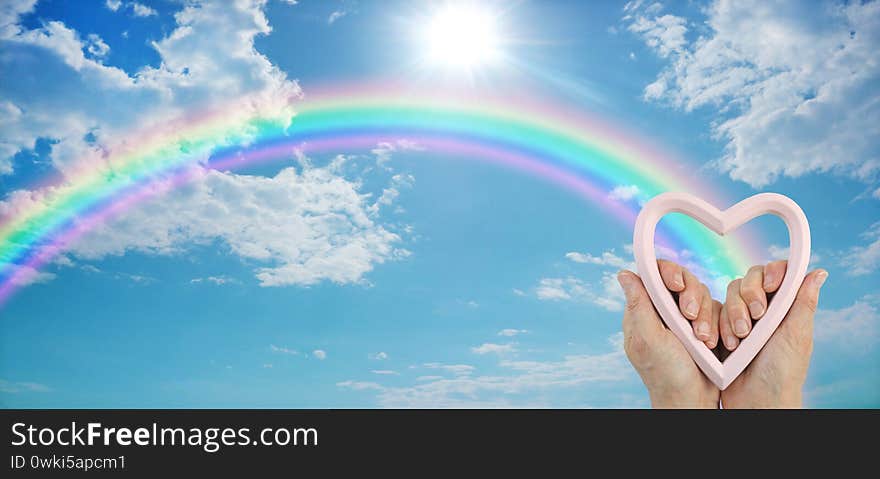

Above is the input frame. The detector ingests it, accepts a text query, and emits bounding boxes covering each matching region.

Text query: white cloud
[51,164,406,287]
[626,11,687,58]
[536,277,575,300]
[370,140,423,170]
[1,0,302,177]
[336,380,383,391]
[4,264,56,286]
[367,173,414,215]
[370,370,398,375]
[627,0,880,187]
[607,184,641,201]
[565,249,633,269]
[104,1,157,17]
[85,33,109,58]
[471,343,517,355]
[369,351,389,360]
[841,222,880,276]
[0,379,51,393]
[498,328,528,337]
[767,244,789,261]
[420,362,475,377]
[130,2,157,17]
[190,275,237,285]
[52,255,75,268]
[512,288,526,297]
[805,378,880,408]
[595,272,627,312]
[328,10,347,25]
[338,333,635,407]
[269,345,298,356]
[534,275,624,312]
[815,296,879,352]
[767,244,822,266]
[115,273,154,284]
[313,349,327,360]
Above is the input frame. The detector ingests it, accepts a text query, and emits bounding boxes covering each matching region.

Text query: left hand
[618,265,722,408]
[719,261,826,408]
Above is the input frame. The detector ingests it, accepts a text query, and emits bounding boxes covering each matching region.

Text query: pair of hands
[617,260,827,408]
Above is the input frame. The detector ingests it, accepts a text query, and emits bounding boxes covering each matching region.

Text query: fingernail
[673,271,684,288]
[763,273,774,289]
[734,318,749,336]
[696,321,710,339]
[749,301,764,318]
[725,335,739,350]
[815,270,828,288]
[684,300,699,318]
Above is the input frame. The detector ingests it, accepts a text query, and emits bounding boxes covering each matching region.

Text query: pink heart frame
[633,192,810,390]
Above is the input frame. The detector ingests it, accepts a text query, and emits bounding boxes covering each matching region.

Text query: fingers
[657,261,715,341]
[720,262,817,352]
[719,300,740,351]
[693,285,719,348]
[678,268,704,320]
[740,265,767,320]
[763,260,787,293]
[657,259,685,292]
[725,278,752,338]
[659,260,706,322]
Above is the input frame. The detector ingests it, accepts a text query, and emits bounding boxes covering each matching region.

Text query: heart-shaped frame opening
[633,192,810,390]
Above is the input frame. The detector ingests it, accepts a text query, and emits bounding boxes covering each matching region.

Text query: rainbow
[0,86,764,305]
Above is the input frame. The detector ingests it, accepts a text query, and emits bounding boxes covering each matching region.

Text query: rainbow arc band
[0,90,764,305]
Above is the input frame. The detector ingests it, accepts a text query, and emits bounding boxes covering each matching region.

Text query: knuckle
[625,295,642,312]
[624,332,651,360]
[658,260,676,274]
[781,322,814,352]
[800,293,819,313]
[740,285,761,301]
[727,279,742,294]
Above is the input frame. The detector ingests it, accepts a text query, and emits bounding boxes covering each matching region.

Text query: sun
[421,4,502,70]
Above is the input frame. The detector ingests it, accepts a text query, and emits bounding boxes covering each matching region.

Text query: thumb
[784,269,828,330]
[618,270,664,337]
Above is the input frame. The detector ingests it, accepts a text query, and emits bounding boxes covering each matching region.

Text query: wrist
[650,387,719,409]
[723,387,804,409]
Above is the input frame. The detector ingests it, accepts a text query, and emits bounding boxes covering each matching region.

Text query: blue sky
[0,0,877,407]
